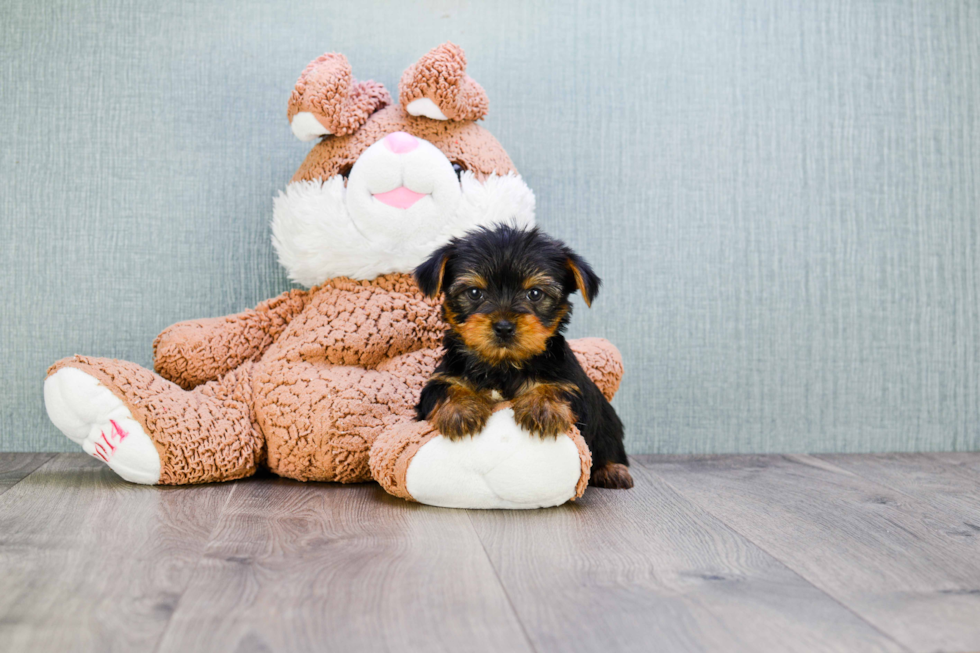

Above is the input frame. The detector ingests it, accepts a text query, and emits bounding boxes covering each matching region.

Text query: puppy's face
[415,226,601,365]
[447,264,565,365]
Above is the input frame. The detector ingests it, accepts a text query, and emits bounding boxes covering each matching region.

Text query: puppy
[413,224,633,489]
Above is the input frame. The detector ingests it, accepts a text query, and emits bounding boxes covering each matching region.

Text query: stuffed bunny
[44,43,623,509]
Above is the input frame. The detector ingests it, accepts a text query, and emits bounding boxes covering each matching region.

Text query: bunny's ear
[399,43,488,122]
[288,53,391,141]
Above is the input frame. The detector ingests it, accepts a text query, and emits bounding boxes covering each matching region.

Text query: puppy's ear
[564,250,601,307]
[414,243,454,297]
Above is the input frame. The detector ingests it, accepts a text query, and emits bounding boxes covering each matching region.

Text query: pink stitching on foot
[100,431,116,453]
[109,419,129,443]
[90,421,129,463]
[92,442,109,462]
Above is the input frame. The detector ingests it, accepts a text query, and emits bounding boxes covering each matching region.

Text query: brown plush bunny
[44,43,624,509]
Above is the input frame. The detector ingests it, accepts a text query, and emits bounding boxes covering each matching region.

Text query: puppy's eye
[451,162,466,180]
[466,288,484,301]
[527,288,544,302]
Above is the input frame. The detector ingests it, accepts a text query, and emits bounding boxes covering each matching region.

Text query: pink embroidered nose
[383,131,418,154]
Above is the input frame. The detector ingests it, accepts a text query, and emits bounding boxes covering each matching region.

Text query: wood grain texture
[640,454,980,653]
[5,453,980,652]
[466,463,904,653]
[813,453,980,526]
[0,453,54,496]
[155,476,533,653]
[930,452,980,476]
[0,454,234,652]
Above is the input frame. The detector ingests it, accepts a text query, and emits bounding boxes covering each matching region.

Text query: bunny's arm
[153,289,309,389]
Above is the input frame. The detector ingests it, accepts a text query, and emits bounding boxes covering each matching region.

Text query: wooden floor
[1,453,979,653]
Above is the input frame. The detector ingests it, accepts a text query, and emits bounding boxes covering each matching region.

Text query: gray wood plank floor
[639,454,980,653]
[1,453,978,653]
[0,453,54,496]
[155,477,533,653]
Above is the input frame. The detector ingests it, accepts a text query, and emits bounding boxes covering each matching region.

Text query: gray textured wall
[2,0,979,453]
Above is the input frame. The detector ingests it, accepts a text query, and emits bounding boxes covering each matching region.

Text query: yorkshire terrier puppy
[413,224,632,489]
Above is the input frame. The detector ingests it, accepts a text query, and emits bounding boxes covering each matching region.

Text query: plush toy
[43,43,624,509]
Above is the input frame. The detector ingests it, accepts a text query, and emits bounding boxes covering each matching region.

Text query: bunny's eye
[451,162,466,180]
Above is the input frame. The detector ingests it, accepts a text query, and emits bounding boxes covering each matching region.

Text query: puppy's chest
[466,366,536,399]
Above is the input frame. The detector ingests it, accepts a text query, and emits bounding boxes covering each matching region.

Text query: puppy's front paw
[513,392,575,438]
[430,397,492,440]
[590,462,634,489]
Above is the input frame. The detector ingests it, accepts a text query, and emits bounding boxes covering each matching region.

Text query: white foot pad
[44,367,161,484]
[405,408,583,509]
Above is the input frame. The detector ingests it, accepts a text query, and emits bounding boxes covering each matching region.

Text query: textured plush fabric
[7,1,980,454]
[370,419,439,500]
[253,274,444,483]
[567,338,623,402]
[287,53,390,136]
[399,42,489,122]
[153,290,310,390]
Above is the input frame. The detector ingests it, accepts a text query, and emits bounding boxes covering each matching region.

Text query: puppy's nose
[493,320,516,338]
[383,131,418,154]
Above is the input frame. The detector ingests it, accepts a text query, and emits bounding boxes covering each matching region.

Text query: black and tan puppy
[413,224,632,489]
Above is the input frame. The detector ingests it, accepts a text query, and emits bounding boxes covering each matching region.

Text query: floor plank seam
[814,453,980,514]
[635,458,917,653]
[924,453,980,480]
[782,454,862,478]
[811,456,934,508]
[151,481,240,653]
[466,511,541,653]
[0,453,59,499]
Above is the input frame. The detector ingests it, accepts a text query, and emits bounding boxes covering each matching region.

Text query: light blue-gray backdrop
[2,0,978,453]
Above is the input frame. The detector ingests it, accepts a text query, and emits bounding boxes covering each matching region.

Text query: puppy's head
[414,225,600,365]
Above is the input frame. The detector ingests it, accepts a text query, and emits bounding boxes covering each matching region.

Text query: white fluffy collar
[272,172,535,287]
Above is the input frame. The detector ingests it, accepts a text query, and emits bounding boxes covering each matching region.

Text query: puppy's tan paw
[430,397,492,440]
[513,392,575,438]
[590,462,634,489]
